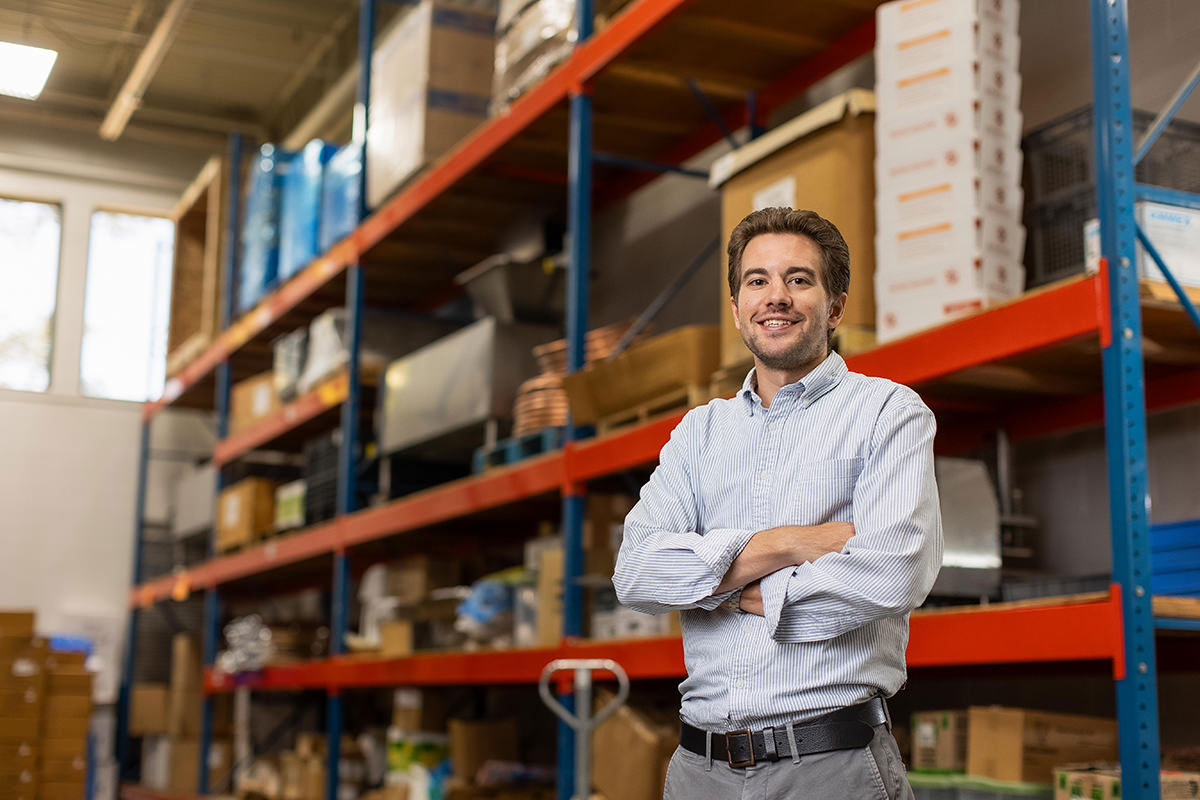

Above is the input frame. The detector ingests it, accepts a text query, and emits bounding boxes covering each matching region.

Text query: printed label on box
[752,175,796,211]
[223,495,241,527]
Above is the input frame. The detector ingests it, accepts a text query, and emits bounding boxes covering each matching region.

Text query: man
[613,207,942,799]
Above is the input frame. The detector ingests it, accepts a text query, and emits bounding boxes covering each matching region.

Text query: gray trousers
[663,723,915,800]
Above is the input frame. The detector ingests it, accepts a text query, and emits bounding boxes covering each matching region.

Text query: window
[0,197,61,392]
[80,211,175,402]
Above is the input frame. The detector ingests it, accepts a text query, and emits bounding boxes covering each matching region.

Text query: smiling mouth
[757,319,798,330]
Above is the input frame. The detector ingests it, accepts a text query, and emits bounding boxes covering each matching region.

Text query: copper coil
[531,319,647,374]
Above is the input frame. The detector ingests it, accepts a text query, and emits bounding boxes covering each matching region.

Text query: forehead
[742,233,821,268]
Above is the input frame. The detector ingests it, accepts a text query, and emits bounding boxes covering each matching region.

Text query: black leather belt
[679,697,889,768]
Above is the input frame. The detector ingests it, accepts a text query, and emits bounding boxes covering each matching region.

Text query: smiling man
[613,207,943,799]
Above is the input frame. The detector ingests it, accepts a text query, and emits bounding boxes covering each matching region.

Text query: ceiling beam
[42,89,266,138]
[100,0,195,141]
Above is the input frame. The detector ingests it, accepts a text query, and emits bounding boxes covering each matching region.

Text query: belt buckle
[725,729,755,768]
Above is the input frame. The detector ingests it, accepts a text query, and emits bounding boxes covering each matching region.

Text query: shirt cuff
[691,527,758,585]
[759,567,795,634]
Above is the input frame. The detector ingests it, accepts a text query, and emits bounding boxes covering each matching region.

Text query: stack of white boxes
[873,0,1025,343]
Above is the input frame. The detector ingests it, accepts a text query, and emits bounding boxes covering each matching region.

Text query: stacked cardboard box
[592,696,677,800]
[366,1,496,209]
[230,372,282,435]
[0,613,43,800]
[40,652,91,800]
[911,710,968,772]
[966,706,1117,784]
[874,0,1025,342]
[273,734,364,800]
[1054,763,1200,800]
[216,477,280,553]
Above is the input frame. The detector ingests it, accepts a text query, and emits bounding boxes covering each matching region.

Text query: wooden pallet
[596,384,716,435]
[912,591,1200,620]
[472,426,570,473]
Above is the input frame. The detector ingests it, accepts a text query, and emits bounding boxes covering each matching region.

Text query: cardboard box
[966,706,1118,784]
[710,90,877,367]
[0,615,34,638]
[45,670,91,697]
[384,556,461,606]
[36,783,85,800]
[40,716,88,741]
[1054,763,1200,800]
[448,719,519,781]
[0,690,39,719]
[129,684,169,735]
[0,743,36,776]
[37,756,86,782]
[231,372,282,435]
[169,635,203,737]
[561,326,720,425]
[367,1,496,208]
[216,478,279,552]
[0,717,39,742]
[44,694,90,719]
[380,621,415,658]
[43,652,85,673]
[536,546,563,648]
[911,710,968,772]
[41,739,85,761]
[167,737,234,796]
[0,771,36,798]
[593,700,677,800]
[874,259,1023,342]
[1085,201,1200,287]
[392,688,448,733]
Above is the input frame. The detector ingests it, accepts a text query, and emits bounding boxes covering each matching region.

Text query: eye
[790,276,810,285]
[747,278,766,287]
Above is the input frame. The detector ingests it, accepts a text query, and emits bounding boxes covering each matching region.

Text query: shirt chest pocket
[788,457,863,526]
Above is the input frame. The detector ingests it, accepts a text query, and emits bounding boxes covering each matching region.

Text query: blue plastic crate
[1150,518,1200,597]
[238,143,296,314]
[319,142,362,253]
[279,139,337,282]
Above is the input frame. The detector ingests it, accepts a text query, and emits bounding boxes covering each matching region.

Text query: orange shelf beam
[213,373,349,466]
[203,594,1127,693]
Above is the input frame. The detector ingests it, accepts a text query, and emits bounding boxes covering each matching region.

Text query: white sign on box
[1084,202,1200,286]
[877,0,1019,42]
[752,174,796,211]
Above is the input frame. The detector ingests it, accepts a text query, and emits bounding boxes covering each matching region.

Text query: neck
[754,349,828,408]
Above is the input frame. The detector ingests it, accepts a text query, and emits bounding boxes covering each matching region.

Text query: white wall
[0,155,209,683]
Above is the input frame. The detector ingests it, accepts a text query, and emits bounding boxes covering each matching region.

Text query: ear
[729,294,741,332]
[827,292,847,333]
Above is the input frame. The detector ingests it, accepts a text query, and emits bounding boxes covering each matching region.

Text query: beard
[742,321,828,371]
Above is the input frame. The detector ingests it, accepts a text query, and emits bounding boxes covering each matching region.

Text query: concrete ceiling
[0,0,363,149]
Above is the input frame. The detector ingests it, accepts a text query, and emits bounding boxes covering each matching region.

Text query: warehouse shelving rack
[117,1,1200,799]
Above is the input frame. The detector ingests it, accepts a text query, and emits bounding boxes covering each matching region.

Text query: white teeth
[762,320,791,328]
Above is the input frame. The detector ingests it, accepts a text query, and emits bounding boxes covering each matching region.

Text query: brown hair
[726,207,850,299]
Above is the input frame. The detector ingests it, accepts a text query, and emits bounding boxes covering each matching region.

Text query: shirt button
[759,471,769,481]
[768,423,778,433]
[736,680,746,689]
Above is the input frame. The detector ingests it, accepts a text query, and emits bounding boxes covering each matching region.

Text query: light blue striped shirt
[613,351,942,731]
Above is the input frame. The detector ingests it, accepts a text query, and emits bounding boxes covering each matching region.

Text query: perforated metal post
[1090,1,1160,796]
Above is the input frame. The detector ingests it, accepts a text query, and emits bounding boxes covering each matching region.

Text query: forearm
[614,526,756,612]
[715,523,851,593]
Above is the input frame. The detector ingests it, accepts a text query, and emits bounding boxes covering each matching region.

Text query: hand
[786,521,855,563]
[739,581,764,616]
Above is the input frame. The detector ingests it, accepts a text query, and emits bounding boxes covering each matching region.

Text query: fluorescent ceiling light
[0,42,58,100]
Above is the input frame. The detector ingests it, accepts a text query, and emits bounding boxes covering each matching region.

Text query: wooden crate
[166,156,226,378]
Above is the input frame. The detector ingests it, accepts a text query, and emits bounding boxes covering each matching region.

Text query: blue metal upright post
[1089,2,1160,797]
[559,3,593,798]
[200,131,246,794]
[116,421,150,782]
[327,2,374,796]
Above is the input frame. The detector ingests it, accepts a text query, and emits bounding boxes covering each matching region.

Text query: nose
[766,277,791,308]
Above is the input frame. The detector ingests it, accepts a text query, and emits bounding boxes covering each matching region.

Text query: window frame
[0,192,65,395]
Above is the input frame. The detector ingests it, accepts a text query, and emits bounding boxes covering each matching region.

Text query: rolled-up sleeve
[759,393,943,641]
[613,410,753,614]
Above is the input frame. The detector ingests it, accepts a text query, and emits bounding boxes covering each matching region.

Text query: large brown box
[216,478,279,552]
[166,156,227,378]
[46,670,91,697]
[593,699,677,800]
[561,326,720,425]
[535,546,563,648]
[231,372,282,435]
[40,716,88,741]
[448,719,519,781]
[0,615,34,638]
[711,89,877,367]
[379,621,415,658]
[0,743,36,776]
[41,739,86,762]
[911,710,968,772]
[0,771,36,799]
[169,635,203,737]
[966,706,1118,784]
[44,695,90,719]
[129,684,169,735]
[43,653,84,673]
[0,690,39,719]
[0,718,39,742]
[384,556,461,606]
[1054,763,1200,800]
[37,756,86,782]
[392,689,448,733]
[167,737,234,796]
[36,783,85,800]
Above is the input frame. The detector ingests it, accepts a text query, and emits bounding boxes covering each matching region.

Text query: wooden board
[912,591,1200,621]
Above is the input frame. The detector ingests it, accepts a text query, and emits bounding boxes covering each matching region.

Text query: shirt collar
[739,350,848,415]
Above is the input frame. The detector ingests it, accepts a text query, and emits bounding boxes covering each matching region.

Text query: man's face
[729,233,846,372]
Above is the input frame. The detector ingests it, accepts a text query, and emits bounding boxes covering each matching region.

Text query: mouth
[756,317,799,332]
